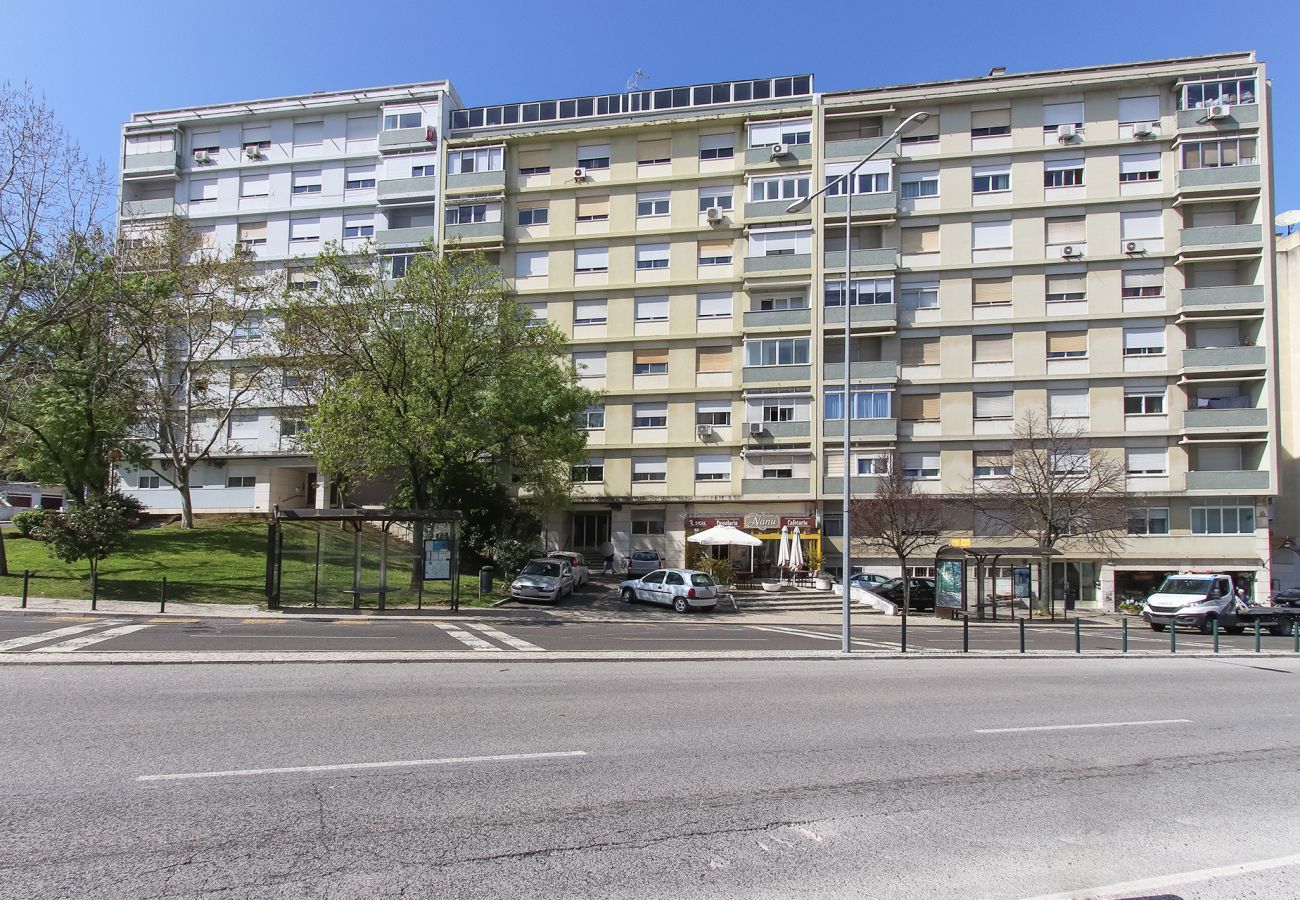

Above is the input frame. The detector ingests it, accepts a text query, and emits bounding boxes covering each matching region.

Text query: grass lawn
[0,518,488,608]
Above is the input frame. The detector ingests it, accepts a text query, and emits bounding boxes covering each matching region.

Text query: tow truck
[1141,573,1300,635]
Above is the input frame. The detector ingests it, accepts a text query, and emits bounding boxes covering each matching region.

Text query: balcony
[744,199,801,220]
[1179,224,1263,251]
[120,198,177,219]
[822,418,899,438]
[743,144,814,166]
[823,361,898,382]
[122,151,180,180]
[741,364,811,384]
[377,176,439,204]
[445,220,505,244]
[822,476,883,495]
[742,308,811,329]
[375,225,439,248]
[446,170,507,193]
[823,192,898,217]
[823,248,896,271]
[749,421,811,439]
[1176,105,1260,131]
[378,127,436,152]
[743,253,811,274]
[824,136,897,160]
[1176,165,1260,193]
[741,477,811,495]
[1182,346,1267,371]
[823,304,897,329]
[1184,470,1270,492]
[1182,408,1269,431]
[1181,284,1264,309]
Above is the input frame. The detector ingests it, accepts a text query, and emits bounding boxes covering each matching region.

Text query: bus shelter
[934,544,1061,620]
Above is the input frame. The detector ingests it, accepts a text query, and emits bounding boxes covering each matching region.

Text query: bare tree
[851,451,947,621]
[121,218,276,528]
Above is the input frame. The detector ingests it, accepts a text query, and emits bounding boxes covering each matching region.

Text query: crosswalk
[0,620,132,652]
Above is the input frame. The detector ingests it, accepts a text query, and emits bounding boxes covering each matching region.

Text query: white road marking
[0,620,129,652]
[32,623,154,652]
[433,622,497,651]
[750,624,898,650]
[976,718,1192,735]
[137,750,589,782]
[464,622,544,651]
[1022,850,1300,900]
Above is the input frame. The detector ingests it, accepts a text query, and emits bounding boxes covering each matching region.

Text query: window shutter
[635,295,670,320]
[1126,447,1167,473]
[1043,102,1084,126]
[1123,266,1164,290]
[974,450,1008,469]
[973,334,1012,362]
[971,220,1012,249]
[971,108,1010,129]
[345,116,376,141]
[973,277,1012,306]
[1048,389,1088,418]
[1047,273,1086,296]
[1047,331,1087,354]
[1124,326,1165,352]
[238,222,267,242]
[900,337,939,366]
[638,138,671,162]
[901,394,939,421]
[699,133,733,152]
[901,226,939,253]
[696,347,731,373]
[576,195,610,218]
[699,238,732,258]
[1046,216,1086,244]
[974,392,1013,419]
[1120,151,1160,175]
[574,299,606,322]
[573,351,606,376]
[696,292,732,318]
[635,348,669,366]
[1118,96,1160,123]
[517,148,550,169]
[1121,210,1162,239]
[574,246,608,270]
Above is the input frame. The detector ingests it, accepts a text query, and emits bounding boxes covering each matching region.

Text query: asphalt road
[2,658,1299,898]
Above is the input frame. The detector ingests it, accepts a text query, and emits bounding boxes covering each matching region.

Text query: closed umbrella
[776,525,790,572]
[789,526,804,571]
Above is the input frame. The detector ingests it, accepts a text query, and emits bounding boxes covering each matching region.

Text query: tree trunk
[178,477,195,529]
[899,553,909,625]
[0,525,8,577]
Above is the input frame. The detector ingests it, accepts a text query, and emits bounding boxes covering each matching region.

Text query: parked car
[619,568,719,613]
[626,550,665,577]
[1143,573,1298,635]
[546,551,589,587]
[849,573,890,590]
[856,577,937,612]
[509,559,574,604]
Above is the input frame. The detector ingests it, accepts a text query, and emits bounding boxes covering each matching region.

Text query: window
[973,334,1012,364]
[901,452,940,479]
[633,401,668,428]
[1046,215,1086,247]
[227,475,257,488]
[757,295,807,311]
[748,119,811,147]
[238,222,268,248]
[383,110,422,130]
[573,351,607,378]
[280,417,308,439]
[561,299,606,331]
[1118,96,1160,124]
[1191,500,1255,535]
[126,133,174,155]
[1120,151,1161,182]
[1180,76,1257,109]
[1121,209,1163,244]
[696,399,732,426]
[344,165,376,189]
[636,190,670,218]
[1049,451,1089,475]
[631,457,667,483]
[899,117,939,144]
[577,143,611,170]
[635,295,669,322]
[761,459,795,480]
[138,474,161,490]
[515,250,548,278]
[1047,388,1088,419]
[575,195,610,222]
[637,138,671,165]
[824,277,893,307]
[1046,331,1087,359]
[1123,325,1166,356]
[574,246,609,273]
[1124,387,1164,415]
[826,116,883,141]
[1044,156,1085,188]
[900,171,939,199]
[901,225,939,254]
[973,277,1012,308]
[749,173,811,202]
[824,161,890,195]
[1126,447,1167,476]
[974,451,1012,478]
[748,228,811,257]
[345,115,377,151]
[900,394,940,422]
[519,301,546,328]
[856,455,889,475]
[759,397,801,424]
[1046,273,1086,302]
[342,215,373,239]
[632,516,666,534]
[518,148,550,176]
[971,108,1011,137]
[447,146,503,174]
[698,185,733,212]
[633,348,669,375]
[292,169,322,194]
[745,338,809,367]
[289,270,319,291]
[227,412,259,440]
[900,336,940,366]
[824,387,892,420]
[239,174,269,198]
[1181,137,1258,170]
[972,220,1012,251]
[189,178,217,203]
[699,133,734,160]
[572,460,604,483]
[446,204,488,225]
[695,455,731,482]
[410,163,436,178]
[1127,507,1170,535]
[1042,101,1084,132]
[635,242,670,270]
[698,239,733,266]
[900,281,939,310]
[292,121,323,153]
[578,405,605,429]
[191,130,219,161]
[696,347,731,374]
[518,204,548,226]
[972,163,1011,193]
[289,217,320,243]
[697,291,732,320]
[384,254,416,280]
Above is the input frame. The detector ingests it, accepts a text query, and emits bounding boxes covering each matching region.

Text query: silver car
[510,559,574,604]
[626,550,665,577]
[619,568,719,613]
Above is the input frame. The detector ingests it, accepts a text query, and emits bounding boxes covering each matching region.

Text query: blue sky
[3,0,1294,218]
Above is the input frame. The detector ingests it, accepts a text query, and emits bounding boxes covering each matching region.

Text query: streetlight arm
[785,111,932,213]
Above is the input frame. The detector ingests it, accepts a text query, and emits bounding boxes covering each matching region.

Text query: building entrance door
[572,511,611,555]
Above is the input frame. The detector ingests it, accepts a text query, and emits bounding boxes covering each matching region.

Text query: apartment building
[115,53,1281,607]
[1274,230,1300,589]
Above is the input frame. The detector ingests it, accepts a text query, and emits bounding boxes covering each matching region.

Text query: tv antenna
[625,69,649,92]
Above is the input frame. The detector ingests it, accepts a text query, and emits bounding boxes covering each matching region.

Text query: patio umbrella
[686,524,761,547]
[789,526,804,571]
[776,525,790,571]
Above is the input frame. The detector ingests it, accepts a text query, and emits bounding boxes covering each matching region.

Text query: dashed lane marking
[976,718,1192,735]
[464,623,545,652]
[1022,849,1300,900]
[750,624,900,651]
[0,620,129,652]
[433,622,497,651]
[32,623,155,652]
[137,750,590,783]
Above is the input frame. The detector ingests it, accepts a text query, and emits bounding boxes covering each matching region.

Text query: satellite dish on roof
[1277,209,1300,232]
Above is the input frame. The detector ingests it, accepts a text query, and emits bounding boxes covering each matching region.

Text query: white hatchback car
[619,568,719,613]
[546,551,589,587]
[510,558,574,604]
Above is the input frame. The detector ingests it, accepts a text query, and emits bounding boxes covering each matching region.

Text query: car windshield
[876,578,904,593]
[522,561,560,578]
[691,574,715,587]
[634,552,658,560]
[1156,577,1211,596]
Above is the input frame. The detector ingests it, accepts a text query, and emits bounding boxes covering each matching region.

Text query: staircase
[732,588,882,613]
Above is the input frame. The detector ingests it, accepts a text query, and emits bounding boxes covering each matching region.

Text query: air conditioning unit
[244,145,262,160]
[1206,103,1232,120]
[1125,240,1143,254]
[573,166,588,181]
[748,422,765,436]
[696,424,715,438]
[1056,123,1077,141]
[1133,122,1158,138]
[705,206,725,223]
[193,150,212,164]
[1060,245,1078,259]
[769,142,790,159]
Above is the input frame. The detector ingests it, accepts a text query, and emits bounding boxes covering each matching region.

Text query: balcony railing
[823,248,897,271]
[1182,407,1269,430]
[123,151,180,179]
[742,308,811,329]
[823,304,897,328]
[743,253,812,274]
[1176,165,1261,192]
[446,169,507,193]
[823,192,898,217]
[1176,105,1260,130]
[120,198,178,219]
[378,127,437,152]
[821,417,899,438]
[445,220,505,244]
[1179,224,1263,250]
[741,477,811,494]
[743,144,814,166]
[1184,469,1270,492]
[741,364,812,384]
[375,225,439,247]
[377,176,439,204]
[822,361,898,381]
[823,136,897,160]
[1182,346,1267,370]
[749,421,811,439]
[1181,284,1264,309]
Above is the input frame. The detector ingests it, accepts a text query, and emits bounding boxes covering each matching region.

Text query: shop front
[685,513,821,579]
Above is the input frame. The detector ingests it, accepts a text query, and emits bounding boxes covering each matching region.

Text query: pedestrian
[1234,583,1250,611]
[600,539,615,576]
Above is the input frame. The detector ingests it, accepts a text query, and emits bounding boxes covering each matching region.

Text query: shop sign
[781,516,816,531]
[686,515,743,530]
[743,513,780,531]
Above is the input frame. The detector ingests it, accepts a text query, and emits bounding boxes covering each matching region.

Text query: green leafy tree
[30,491,143,579]
[279,243,597,557]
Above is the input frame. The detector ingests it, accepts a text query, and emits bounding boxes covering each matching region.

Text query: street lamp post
[786,111,931,653]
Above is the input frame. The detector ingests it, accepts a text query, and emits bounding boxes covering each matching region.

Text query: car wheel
[1226,625,1245,635]
[673,597,689,614]
[1150,623,1166,632]
[621,588,636,603]
[1199,617,1215,635]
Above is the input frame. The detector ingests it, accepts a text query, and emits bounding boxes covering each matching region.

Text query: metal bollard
[21,570,29,609]
[1019,618,1026,654]
[1170,621,1176,654]
[900,615,907,654]
[1122,616,1129,654]
[962,615,969,653]
[160,576,167,613]
[90,571,98,611]
[1254,619,1261,654]
[1294,620,1299,654]
[1074,618,1081,655]
[1213,617,1219,654]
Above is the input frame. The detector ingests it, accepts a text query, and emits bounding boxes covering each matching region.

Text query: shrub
[10,509,51,539]
[696,556,735,587]
[32,492,145,576]
[491,538,536,581]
